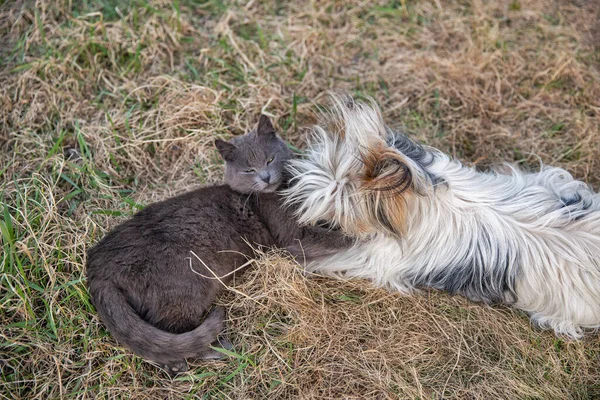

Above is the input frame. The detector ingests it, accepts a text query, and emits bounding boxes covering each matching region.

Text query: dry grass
[1,0,599,398]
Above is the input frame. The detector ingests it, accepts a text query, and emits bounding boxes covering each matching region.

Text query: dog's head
[283,94,431,238]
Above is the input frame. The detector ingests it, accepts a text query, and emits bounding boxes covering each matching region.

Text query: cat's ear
[215,139,237,162]
[257,114,276,138]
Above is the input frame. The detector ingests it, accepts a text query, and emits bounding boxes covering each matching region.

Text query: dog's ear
[215,139,236,162]
[362,148,414,196]
[360,146,417,236]
[257,114,276,138]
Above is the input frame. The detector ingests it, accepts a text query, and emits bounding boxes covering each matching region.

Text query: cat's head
[215,115,294,194]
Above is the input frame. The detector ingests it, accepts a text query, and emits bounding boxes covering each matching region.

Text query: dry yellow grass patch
[1,0,599,398]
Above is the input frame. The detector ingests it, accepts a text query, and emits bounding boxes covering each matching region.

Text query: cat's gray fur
[86,115,351,375]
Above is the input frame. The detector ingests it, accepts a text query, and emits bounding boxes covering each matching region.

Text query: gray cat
[215,115,293,194]
[86,115,351,375]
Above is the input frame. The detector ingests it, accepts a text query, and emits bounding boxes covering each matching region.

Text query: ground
[1,0,600,398]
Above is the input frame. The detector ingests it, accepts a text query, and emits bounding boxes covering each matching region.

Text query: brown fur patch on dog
[360,141,415,236]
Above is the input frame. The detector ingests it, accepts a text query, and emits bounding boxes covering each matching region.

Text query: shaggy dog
[284,94,600,339]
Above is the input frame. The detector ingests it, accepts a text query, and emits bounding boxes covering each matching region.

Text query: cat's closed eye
[244,168,256,173]
[267,156,275,165]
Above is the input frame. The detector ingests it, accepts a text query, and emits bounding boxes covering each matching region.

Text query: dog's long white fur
[284,94,600,338]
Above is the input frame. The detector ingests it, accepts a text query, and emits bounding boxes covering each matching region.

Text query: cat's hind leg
[199,336,234,360]
[161,359,189,377]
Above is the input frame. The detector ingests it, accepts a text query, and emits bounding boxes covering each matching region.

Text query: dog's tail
[89,278,224,365]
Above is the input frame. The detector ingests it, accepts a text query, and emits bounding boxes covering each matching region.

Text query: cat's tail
[89,280,224,369]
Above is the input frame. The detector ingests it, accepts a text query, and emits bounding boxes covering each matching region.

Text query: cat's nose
[259,172,271,184]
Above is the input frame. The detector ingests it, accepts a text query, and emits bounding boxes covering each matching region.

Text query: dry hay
[1,0,599,398]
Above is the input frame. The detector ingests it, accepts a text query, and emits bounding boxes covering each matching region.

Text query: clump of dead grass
[1,0,600,398]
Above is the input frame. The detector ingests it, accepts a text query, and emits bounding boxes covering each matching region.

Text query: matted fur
[284,94,600,339]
